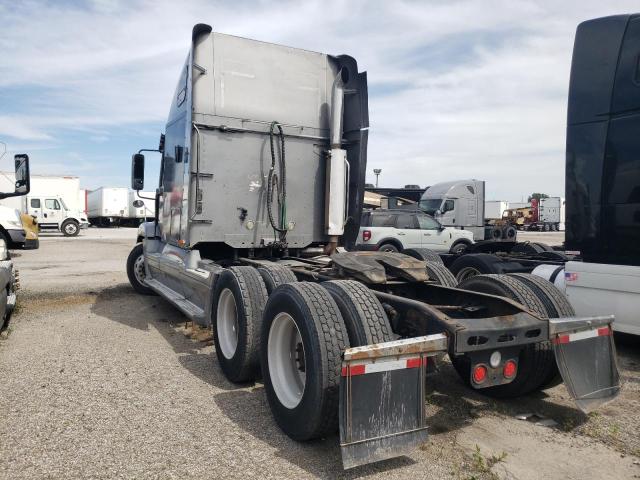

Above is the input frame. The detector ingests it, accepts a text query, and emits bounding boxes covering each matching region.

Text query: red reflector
[407,357,427,368]
[341,364,366,377]
[362,230,371,242]
[503,360,517,378]
[597,327,611,337]
[472,365,487,384]
[553,335,570,345]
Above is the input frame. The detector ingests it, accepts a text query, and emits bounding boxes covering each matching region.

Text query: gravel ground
[0,228,639,479]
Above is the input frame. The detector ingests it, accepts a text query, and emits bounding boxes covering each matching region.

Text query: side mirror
[14,154,30,195]
[435,209,442,216]
[132,199,144,208]
[158,133,165,153]
[131,153,145,190]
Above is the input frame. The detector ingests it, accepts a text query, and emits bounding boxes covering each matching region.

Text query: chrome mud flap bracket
[549,315,620,413]
[339,334,448,469]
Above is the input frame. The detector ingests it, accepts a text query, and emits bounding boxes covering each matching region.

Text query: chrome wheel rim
[268,312,306,409]
[133,254,146,285]
[65,223,77,234]
[217,288,239,360]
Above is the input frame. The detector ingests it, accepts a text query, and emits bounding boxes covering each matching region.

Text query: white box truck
[0,172,83,212]
[0,172,88,236]
[87,187,129,226]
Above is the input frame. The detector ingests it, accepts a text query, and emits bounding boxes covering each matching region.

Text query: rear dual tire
[261,283,348,440]
[261,280,393,441]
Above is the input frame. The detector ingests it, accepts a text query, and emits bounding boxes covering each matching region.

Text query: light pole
[373,168,382,187]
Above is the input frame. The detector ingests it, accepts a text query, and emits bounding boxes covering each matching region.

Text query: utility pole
[373,168,382,188]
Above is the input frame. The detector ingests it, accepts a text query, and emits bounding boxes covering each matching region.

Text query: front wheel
[126,243,155,295]
[449,241,470,255]
[61,220,80,237]
[212,267,268,383]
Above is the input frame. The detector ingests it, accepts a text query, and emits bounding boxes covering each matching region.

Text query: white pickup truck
[356,210,474,254]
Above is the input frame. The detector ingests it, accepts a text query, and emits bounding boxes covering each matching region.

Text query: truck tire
[503,225,517,240]
[449,253,503,282]
[257,264,297,294]
[449,240,472,255]
[425,261,458,287]
[512,242,545,255]
[61,220,80,237]
[539,250,569,261]
[379,242,399,253]
[403,248,444,264]
[261,282,348,440]
[454,274,555,397]
[532,242,553,252]
[126,243,155,296]
[322,280,392,346]
[507,273,576,389]
[0,288,8,330]
[212,266,268,383]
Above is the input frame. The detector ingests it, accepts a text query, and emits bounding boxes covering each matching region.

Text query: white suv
[356,210,474,254]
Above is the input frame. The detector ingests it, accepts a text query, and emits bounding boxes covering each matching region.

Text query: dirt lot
[1,228,639,479]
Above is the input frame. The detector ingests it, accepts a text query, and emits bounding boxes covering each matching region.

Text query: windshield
[419,198,442,215]
[59,198,68,210]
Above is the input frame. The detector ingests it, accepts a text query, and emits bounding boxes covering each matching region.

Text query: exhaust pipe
[330,68,349,148]
[325,68,350,254]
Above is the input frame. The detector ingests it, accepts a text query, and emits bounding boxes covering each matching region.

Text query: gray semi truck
[126,25,620,469]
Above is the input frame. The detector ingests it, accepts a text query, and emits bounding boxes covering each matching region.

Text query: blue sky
[0,0,637,200]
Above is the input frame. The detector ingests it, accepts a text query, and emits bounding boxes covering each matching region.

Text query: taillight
[503,360,517,379]
[472,364,488,384]
[362,230,371,242]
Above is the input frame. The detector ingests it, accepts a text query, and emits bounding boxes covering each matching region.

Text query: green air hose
[267,121,287,240]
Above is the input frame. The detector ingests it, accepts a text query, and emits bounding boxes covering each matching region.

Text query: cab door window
[417,215,440,230]
[45,199,60,210]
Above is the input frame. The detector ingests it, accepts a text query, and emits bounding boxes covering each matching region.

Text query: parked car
[356,210,474,254]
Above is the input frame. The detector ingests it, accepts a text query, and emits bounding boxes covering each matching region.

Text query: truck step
[144,278,206,321]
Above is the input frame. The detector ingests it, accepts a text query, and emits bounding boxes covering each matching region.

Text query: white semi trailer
[125,24,620,470]
[87,187,128,226]
[127,190,155,223]
[485,200,509,220]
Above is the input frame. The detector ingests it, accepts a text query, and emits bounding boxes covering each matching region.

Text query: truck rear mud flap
[339,334,448,469]
[550,315,620,412]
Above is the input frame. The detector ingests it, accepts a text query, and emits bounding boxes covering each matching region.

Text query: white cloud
[0,0,637,198]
